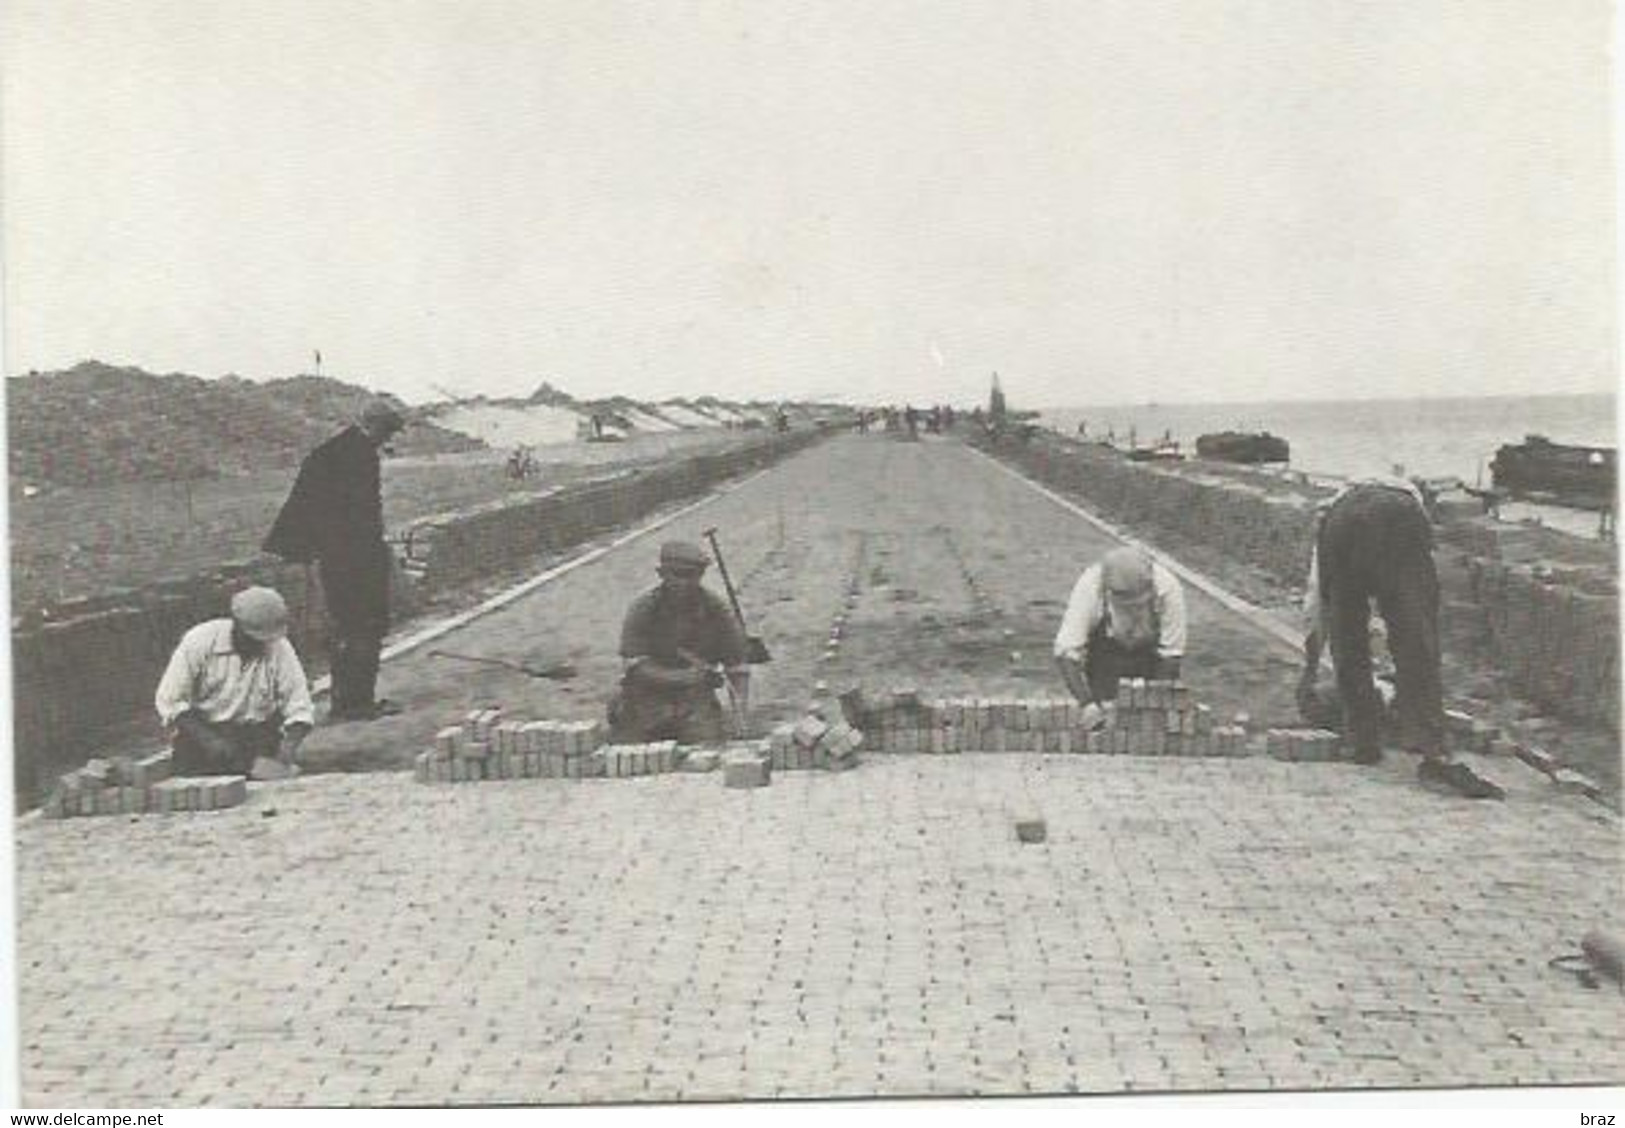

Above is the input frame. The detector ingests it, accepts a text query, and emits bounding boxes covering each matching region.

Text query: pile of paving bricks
[42,751,247,818]
[765,713,865,771]
[1263,728,1344,761]
[415,707,838,790]
[840,680,1249,757]
[416,709,609,782]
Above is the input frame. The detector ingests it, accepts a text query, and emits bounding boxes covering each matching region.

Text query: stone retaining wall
[11,430,824,806]
[399,433,819,592]
[985,433,1323,586]
[1466,559,1618,731]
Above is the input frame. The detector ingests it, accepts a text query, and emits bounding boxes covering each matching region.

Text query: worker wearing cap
[609,540,751,744]
[155,587,315,774]
[264,397,407,722]
[1054,545,1187,720]
[1301,476,1502,798]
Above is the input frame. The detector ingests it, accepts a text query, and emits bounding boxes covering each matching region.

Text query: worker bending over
[155,587,314,775]
[1302,477,1501,799]
[1054,545,1187,723]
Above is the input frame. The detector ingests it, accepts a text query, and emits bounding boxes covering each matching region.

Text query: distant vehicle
[1195,431,1291,465]
[1124,441,1185,463]
[506,445,539,479]
[1490,434,1616,510]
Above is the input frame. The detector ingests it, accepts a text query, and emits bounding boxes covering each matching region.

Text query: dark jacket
[264,426,385,564]
[264,426,391,634]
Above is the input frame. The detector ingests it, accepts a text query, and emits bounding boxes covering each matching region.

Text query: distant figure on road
[155,587,314,775]
[264,397,407,722]
[1054,546,1186,720]
[1301,477,1502,799]
[608,540,751,744]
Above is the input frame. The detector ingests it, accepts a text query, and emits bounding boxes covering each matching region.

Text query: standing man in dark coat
[264,398,407,722]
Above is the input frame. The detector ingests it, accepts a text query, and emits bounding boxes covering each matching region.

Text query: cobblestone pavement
[16,435,1624,1105]
[17,759,1623,1106]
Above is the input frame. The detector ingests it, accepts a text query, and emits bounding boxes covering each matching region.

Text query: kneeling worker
[610,540,751,743]
[1302,476,1501,799]
[155,586,315,775]
[1054,545,1187,723]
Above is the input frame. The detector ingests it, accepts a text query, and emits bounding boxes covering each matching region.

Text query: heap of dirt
[8,361,484,489]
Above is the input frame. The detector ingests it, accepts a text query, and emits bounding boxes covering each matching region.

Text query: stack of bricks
[43,751,247,817]
[1106,679,1249,757]
[849,681,1249,758]
[1264,728,1344,762]
[602,741,681,779]
[723,747,772,789]
[144,776,249,813]
[415,708,785,785]
[766,714,865,772]
[415,708,608,783]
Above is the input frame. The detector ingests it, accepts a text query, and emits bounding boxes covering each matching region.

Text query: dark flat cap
[659,540,710,572]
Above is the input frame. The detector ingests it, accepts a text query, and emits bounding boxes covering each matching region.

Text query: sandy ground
[9,427,752,613]
[15,432,1623,1107]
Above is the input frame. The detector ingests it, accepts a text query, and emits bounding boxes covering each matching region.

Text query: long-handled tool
[427,650,578,681]
[702,527,771,664]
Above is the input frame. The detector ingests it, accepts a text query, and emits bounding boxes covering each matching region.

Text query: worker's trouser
[172,715,281,776]
[328,633,384,716]
[1084,628,1165,705]
[1318,486,1443,759]
[321,551,390,715]
[608,688,728,745]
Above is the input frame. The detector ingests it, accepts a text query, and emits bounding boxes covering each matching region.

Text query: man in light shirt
[1300,476,1502,799]
[155,587,315,775]
[1054,545,1187,722]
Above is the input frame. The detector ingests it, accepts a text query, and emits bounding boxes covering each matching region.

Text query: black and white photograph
[2,0,1620,1110]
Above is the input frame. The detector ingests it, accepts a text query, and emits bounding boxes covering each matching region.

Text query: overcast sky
[2,0,1616,407]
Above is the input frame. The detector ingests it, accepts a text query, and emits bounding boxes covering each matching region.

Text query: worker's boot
[1418,756,1505,800]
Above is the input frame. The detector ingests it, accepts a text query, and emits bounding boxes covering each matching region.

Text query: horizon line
[7,359,1616,412]
[1022,388,1617,411]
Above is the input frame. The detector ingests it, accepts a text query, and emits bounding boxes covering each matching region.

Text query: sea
[1036,392,1617,537]
[1038,393,1614,484]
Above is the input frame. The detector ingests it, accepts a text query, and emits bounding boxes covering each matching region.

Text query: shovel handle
[702,528,751,628]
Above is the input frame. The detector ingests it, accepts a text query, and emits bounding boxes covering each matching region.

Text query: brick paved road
[15,434,1624,1105]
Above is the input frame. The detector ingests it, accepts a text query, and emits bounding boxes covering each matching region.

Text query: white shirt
[155,619,315,729]
[1302,476,1427,630]
[1053,560,1187,662]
